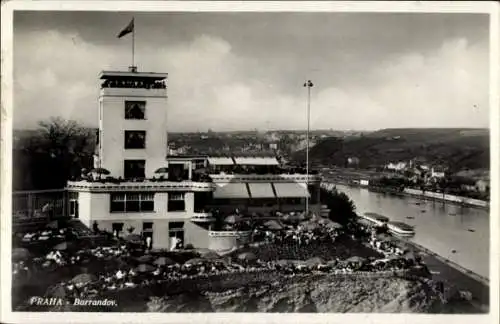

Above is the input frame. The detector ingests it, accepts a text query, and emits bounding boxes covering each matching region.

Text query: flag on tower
[117,18,134,38]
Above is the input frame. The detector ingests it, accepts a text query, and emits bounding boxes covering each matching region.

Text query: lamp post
[303,80,314,217]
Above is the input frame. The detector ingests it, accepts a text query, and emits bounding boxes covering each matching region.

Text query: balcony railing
[208,167,320,176]
[66,179,215,192]
[191,212,215,222]
[208,230,252,237]
[209,173,322,183]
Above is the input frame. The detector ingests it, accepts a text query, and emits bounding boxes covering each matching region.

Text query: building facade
[66,67,322,252]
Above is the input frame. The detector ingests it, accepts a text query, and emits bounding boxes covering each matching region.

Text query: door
[143,222,153,249]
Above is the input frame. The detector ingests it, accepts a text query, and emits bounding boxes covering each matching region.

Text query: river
[334,184,490,279]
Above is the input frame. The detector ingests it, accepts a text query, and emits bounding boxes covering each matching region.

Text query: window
[110,192,154,212]
[168,192,185,211]
[124,160,145,179]
[125,101,146,119]
[124,130,146,149]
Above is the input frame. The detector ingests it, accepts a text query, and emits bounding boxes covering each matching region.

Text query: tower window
[125,101,146,119]
[168,192,186,212]
[124,130,146,149]
[124,160,146,179]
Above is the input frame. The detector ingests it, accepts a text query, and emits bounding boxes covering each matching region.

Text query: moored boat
[360,212,389,227]
[387,221,415,237]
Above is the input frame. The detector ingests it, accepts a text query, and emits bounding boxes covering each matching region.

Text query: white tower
[97,67,168,179]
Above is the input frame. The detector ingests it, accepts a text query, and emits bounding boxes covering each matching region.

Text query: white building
[431,167,446,178]
[386,162,407,171]
[66,66,321,252]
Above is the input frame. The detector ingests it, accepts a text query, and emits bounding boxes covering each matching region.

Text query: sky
[13,11,490,131]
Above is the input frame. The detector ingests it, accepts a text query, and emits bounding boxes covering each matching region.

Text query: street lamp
[303,80,313,217]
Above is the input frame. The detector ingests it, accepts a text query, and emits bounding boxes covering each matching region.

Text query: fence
[12,189,68,224]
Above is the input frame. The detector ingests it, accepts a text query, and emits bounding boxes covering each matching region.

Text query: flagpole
[132,18,135,68]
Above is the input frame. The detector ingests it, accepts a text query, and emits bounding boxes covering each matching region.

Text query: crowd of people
[259,224,339,246]
[50,247,425,303]
[13,213,431,308]
[101,79,166,89]
[15,226,78,245]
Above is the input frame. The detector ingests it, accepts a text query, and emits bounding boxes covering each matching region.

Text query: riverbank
[321,182,489,306]
[321,180,489,210]
[398,238,489,312]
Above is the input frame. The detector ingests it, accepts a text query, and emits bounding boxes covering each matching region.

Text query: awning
[213,183,250,199]
[273,182,310,198]
[208,157,234,166]
[248,183,276,198]
[234,157,279,166]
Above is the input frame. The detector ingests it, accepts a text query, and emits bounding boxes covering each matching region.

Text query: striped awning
[208,157,234,166]
[273,182,310,198]
[234,157,279,166]
[213,183,250,199]
[248,183,276,198]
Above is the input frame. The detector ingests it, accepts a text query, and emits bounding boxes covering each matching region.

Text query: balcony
[66,179,215,192]
[100,87,167,98]
[208,230,252,238]
[190,212,215,223]
[209,173,322,183]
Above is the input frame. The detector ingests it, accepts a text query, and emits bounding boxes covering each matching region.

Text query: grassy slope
[294,128,489,171]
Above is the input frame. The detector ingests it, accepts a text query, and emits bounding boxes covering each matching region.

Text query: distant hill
[293,128,490,171]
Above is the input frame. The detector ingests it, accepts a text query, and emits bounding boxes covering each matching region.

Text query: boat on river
[360,212,389,227]
[387,221,415,237]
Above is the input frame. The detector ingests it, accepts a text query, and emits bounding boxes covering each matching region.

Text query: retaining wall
[403,188,488,208]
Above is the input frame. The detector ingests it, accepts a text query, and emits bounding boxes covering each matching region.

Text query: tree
[320,187,357,228]
[14,117,95,190]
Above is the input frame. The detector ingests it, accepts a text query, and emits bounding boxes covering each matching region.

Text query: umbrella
[201,251,220,260]
[403,251,417,261]
[386,254,400,261]
[53,241,75,251]
[276,259,294,266]
[224,215,243,224]
[42,204,54,213]
[305,257,324,266]
[154,256,175,266]
[46,220,58,229]
[237,252,257,262]
[185,258,206,265]
[154,167,169,174]
[302,222,318,231]
[326,260,338,267]
[346,256,365,264]
[90,168,111,175]
[12,248,31,261]
[135,263,156,273]
[71,273,97,285]
[136,255,154,263]
[263,220,283,231]
[124,234,143,244]
[327,222,343,230]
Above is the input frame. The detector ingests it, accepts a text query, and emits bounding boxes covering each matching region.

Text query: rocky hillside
[145,275,455,313]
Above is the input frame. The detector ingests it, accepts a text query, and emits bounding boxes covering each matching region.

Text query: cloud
[14,29,489,131]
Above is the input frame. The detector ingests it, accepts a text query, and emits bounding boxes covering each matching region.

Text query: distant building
[386,162,407,171]
[431,167,446,178]
[419,165,430,171]
[476,179,489,192]
[347,157,360,166]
